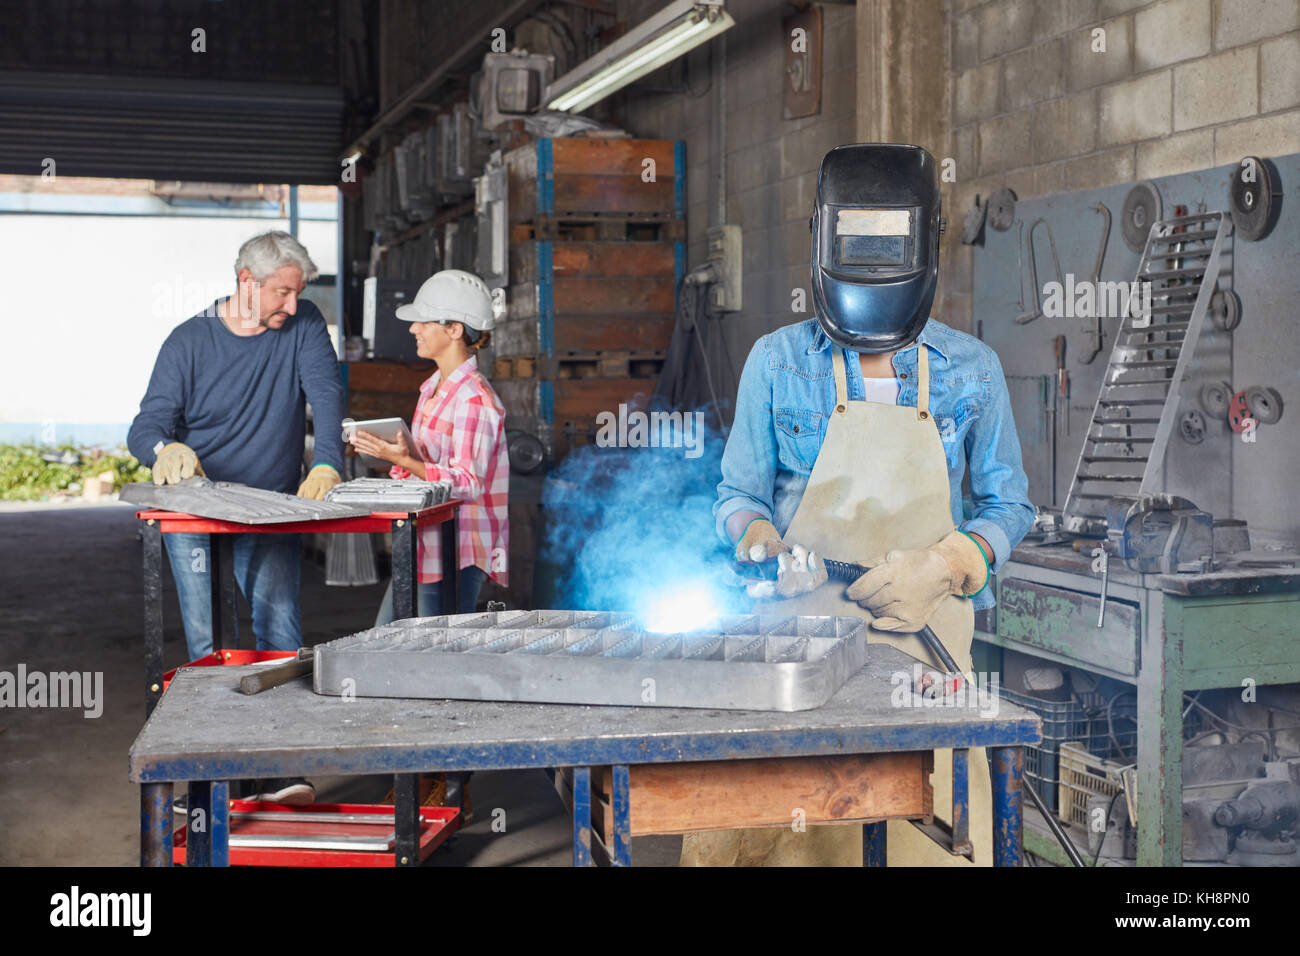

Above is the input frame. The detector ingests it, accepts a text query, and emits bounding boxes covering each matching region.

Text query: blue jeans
[374,565,488,626]
[163,532,303,660]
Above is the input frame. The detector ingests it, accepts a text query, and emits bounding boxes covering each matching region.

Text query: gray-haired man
[128,231,344,805]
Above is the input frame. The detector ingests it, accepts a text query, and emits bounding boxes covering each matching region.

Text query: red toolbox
[166,651,460,866]
[173,799,459,867]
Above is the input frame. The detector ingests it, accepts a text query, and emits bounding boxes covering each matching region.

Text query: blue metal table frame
[130,643,1040,867]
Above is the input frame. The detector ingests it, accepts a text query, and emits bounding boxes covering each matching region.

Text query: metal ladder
[1061,211,1233,534]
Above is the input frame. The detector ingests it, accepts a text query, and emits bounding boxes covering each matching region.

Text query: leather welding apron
[680,345,991,867]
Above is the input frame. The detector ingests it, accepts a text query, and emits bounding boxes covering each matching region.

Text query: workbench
[129,643,1041,867]
[137,502,460,717]
[975,542,1300,866]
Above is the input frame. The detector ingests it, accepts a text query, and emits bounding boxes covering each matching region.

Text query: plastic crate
[1057,741,1129,828]
[997,689,1090,812]
[997,688,1149,813]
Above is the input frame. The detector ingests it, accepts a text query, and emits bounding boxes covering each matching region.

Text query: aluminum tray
[122,477,370,524]
[312,610,868,712]
[324,477,453,511]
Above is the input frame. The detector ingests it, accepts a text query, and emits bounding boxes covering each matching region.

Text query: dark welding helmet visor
[811,144,942,354]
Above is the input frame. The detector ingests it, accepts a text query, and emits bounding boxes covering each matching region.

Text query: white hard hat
[394,269,495,331]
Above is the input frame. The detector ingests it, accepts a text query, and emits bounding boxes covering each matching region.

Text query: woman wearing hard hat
[351,269,510,624]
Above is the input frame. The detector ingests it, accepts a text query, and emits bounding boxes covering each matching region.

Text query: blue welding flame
[539,411,748,627]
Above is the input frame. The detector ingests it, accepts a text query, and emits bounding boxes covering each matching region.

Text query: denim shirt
[715,318,1035,610]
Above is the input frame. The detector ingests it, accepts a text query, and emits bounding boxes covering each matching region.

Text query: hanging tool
[1055,334,1069,437]
[1080,203,1111,364]
[1015,218,1064,324]
[1015,220,1025,311]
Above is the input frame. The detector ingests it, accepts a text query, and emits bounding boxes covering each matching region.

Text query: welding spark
[642,583,721,634]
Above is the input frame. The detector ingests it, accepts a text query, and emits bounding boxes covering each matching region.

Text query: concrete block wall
[947,0,1300,329]
[616,0,856,395]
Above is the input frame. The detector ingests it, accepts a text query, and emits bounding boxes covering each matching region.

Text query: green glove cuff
[956,529,991,597]
[310,463,341,478]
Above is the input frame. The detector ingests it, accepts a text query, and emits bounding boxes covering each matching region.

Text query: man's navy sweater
[128,299,345,494]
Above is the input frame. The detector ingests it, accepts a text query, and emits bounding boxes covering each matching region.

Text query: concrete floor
[0,501,680,866]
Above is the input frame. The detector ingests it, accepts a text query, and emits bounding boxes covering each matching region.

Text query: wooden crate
[493,350,666,381]
[507,138,684,222]
[511,240,679,282]
[343,360,431,421]
[495,377,660,459]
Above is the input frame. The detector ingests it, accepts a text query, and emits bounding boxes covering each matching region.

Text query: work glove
[296,463,342,500]
[745,545,829,600]
[733,517,789,563]
[845,530,989,632]
[151,442,204,485]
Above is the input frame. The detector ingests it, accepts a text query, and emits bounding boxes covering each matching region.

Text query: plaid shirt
[390,355,509,586]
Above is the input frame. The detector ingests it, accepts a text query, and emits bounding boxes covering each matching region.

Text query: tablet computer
[341,417,418,469]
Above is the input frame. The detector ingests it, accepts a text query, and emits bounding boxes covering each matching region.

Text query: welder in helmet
[686,144,1034,867]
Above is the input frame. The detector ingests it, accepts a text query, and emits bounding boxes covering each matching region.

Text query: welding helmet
[811,144,943,353]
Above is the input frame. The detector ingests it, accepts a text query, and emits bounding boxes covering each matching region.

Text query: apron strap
[916,345,931,421]
[831,347,849,415]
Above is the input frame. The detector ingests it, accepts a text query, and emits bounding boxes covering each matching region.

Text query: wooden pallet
[343,360,431,422]
[493,350,666,381]
[511,240,679,282]
[507,138,683,222]
[510,216,685,243]
[493,313,676,358]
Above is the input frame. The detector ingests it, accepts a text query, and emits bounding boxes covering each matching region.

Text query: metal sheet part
[313,610,869,712]
[324,477,453,511]
[121,477,370,524]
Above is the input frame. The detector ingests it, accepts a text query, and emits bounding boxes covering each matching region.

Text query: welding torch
[733,557,964,676]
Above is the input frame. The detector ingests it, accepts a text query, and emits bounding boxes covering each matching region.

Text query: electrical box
[707,225,742,312]
[479,51,555,131]
[474,150,509,291]
[362,277,423,361]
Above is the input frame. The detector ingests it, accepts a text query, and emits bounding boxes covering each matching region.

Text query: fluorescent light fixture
[546,0,734,113]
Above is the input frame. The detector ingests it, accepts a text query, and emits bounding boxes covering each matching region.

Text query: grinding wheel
[987,187,1017,231]
[1245,385,1284,425]
[1230,156,1282,241]
[1199,380,1233,418]
[1178,410,1206,445]
[1121,181,1162,252]
[1209,288,1242,331]
[962,196,987,245]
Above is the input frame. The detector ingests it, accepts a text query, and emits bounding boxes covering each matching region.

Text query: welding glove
[151,442,204,485]
[733,517,789,564]
[745,545,829,600]
[846,530,989,632]
[296,463,342,500]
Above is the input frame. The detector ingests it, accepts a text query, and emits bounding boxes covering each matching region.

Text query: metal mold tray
[122,477,370,524]
[324,477,453,511]
[312,610,868,711]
